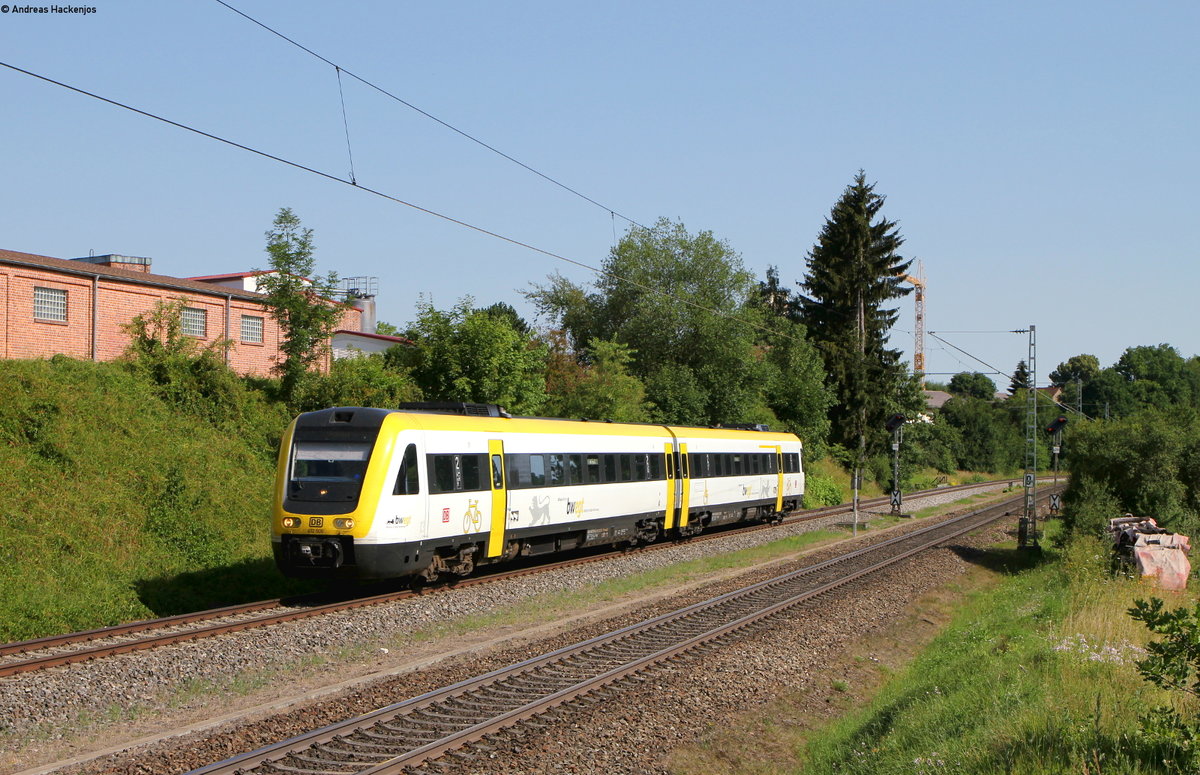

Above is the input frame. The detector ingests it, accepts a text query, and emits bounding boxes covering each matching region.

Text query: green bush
[803,473,844,508]
[291,353,421,412]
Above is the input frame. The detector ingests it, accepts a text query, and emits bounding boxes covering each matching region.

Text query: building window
[181,307,207,338]
[240,315,264,343]
[34,287,67,322]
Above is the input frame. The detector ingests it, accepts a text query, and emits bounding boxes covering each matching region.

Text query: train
[272,403,804,582]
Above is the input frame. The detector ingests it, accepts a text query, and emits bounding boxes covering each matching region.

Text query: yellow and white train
[272,403,804,582]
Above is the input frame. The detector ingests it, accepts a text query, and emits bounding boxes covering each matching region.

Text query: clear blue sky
[3,1,1197,392]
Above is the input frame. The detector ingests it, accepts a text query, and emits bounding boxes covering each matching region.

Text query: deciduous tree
[256,208,348,403]
[948,372,997,401]
[393,297,547,416]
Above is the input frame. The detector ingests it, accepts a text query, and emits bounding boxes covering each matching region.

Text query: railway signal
[1046,416,1067,484]
[885,414,907,516]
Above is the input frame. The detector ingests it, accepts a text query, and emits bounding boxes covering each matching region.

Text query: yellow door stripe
[762,444,784,514]
[487,439,506,558]
[664,442,676,530]
[678,442,690,528]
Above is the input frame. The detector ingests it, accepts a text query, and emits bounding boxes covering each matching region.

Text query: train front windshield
[288,441,371,503]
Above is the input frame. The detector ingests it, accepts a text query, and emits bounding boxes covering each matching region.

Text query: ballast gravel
[1,484,1018,774]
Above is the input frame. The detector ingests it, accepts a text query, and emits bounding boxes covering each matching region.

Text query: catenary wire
[211,0,648,231]
[0,59,804,348]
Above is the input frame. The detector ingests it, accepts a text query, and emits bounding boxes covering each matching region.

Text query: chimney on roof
[71,254,152,273]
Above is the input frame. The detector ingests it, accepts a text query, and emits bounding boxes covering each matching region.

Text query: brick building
[0,248,376,377]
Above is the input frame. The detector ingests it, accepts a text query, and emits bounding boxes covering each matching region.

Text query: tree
[948,372,996,400]
[291,353,421,413]
[801,171,911,455]
[393,297,547,416]
[758,265,802,322]
[530,217,788,427]
[543,335,650,422]
[256,208,348,402]
[1009,360,1031,396]
[1049,354,1101,388]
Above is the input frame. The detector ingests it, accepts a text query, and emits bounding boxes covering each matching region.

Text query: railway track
[0,480,1011,679]
[186,487,1057,775]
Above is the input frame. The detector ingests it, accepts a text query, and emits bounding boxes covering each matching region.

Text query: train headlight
[334,518,355,530]
[282,517,301,529]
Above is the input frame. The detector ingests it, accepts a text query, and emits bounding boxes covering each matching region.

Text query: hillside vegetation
[0,357,304,642]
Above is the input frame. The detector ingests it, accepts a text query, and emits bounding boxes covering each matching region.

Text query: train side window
[634,454,648,481]
[586,455,601,484]
[393,444,420,495]
[429,455,455,493]
[766,454,778,474]
[649,454,662,480]
[529,455,546,486]
[789,452,800,473]
[567,454,583,484]
[461,454,484,491]
[491,455,504,488]
[603,454,617,482]
[733,454,744,476]
[548,454,565,486]
[713,454,724,477]
[620,454,633,482]
[507,454,526,489]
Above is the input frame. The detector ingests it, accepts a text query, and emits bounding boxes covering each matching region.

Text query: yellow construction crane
[902,261,926,384]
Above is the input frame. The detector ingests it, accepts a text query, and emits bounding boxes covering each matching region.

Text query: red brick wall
[0,264,361,377]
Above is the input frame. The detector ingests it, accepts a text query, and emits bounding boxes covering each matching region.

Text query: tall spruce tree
[1009,359,1031,396]
[801,171,912,455]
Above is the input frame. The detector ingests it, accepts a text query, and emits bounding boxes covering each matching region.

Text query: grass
[670,522,1199,774]
[0,358,305,641]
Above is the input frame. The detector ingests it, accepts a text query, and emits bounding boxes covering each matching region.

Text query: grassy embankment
[671,522,1198,774]
[0,357,310,642]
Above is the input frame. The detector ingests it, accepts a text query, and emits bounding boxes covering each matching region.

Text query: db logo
[441,507,450,523]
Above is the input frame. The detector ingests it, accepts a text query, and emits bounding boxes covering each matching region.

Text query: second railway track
[186,487,1056,775]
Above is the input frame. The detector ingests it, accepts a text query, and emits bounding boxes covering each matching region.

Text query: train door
[677,442,691,528]
[664,441,677,530]
[771,445,784,513]
[486,439,507,558]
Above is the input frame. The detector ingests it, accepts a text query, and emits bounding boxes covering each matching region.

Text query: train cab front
[272,407,391,581]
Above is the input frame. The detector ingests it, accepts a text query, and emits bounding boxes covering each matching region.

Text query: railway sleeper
[315,743,392,761]
[364,727,441,742]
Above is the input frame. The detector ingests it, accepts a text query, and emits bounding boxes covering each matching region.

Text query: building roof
[0,248,266,302]
[186,271,270,282]
[333,329,413,346]
[922,389,953,409]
